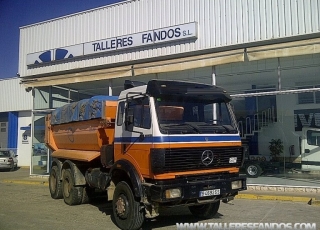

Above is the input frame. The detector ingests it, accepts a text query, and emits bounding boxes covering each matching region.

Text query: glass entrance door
[31,112,50,175]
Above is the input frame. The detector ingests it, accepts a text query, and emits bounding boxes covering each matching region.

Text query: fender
[62,160,86,186]
[110,159,144,197]
[51,158,63,180]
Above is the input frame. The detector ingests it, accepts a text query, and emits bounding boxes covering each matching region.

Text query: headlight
[231,180,242,189]
[165,188,181,199]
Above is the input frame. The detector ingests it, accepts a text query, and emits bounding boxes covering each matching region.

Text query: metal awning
[21,66,132,88]
[21,49,244,88]
[133,49,244,75]
[247,37,320,61]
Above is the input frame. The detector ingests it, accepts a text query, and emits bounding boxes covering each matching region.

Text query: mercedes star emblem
[201,150,214,166]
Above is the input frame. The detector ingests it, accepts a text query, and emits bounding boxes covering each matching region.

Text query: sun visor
[146,80,232,103]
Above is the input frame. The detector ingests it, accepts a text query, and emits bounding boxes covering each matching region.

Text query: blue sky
[0,0,122,79]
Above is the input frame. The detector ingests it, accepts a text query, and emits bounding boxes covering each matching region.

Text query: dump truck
[45,79,247,230]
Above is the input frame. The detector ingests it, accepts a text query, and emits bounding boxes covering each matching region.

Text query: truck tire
[113,181,144,230]
[245,164,262,178]
[49,165,63,199]
[62,169,83,205]
[188,201,220,219]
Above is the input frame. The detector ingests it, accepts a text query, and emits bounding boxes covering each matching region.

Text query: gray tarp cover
[51,96,118,125]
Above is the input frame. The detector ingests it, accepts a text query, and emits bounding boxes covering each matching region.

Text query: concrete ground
[1,167,320,205]
[0,183,319,230]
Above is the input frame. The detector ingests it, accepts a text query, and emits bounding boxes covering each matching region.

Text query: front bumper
[145,174,246,204]
[0,163,13,169]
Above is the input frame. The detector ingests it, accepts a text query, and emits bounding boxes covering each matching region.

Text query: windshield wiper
[184,122,202,134]
[162,123,201,134]
[197,123,236,134]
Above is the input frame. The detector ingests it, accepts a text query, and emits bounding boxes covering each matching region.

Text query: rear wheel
[62,169,83,205]
[113,181,144,230]
[9,162,15,171]
[49,165,63,199]
[188,201,220,219]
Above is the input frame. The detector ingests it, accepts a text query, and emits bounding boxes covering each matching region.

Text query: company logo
[55,49,74,61]
[201,150,214,166]
[33,50,52,64]
[26,44,83,66]
[31,49,74,64]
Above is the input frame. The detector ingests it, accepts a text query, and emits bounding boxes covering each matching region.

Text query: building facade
[19,0,320,184]
[0,78,33,168]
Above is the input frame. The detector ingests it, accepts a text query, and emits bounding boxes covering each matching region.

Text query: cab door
[301,127,320,171]
[116,96,153,176]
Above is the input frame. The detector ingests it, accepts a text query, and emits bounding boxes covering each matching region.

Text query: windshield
[0,151,11,157]
[155,96,237,134]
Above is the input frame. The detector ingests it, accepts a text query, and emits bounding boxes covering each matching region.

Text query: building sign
[20,126,31,144]
[294,109,320,131]
[22,134,29,144]
[27,22,197,66]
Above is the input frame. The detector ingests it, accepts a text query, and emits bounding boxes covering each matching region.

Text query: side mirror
[125,108,134,132]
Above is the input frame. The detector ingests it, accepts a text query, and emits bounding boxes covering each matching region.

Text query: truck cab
[115,80,244,177]
[301,127,320,171]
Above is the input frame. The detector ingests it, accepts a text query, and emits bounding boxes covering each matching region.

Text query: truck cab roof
[119,79,232,103]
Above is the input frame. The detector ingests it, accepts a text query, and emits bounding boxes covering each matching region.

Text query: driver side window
[128,97,151,129]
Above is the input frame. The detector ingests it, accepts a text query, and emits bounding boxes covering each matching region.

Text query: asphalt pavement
[1,167,320,206]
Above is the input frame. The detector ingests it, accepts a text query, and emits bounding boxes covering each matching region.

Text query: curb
[238,185,320,205]
[311,200,320,205]
[247,184,320,193]
[237,193,311,202]
[1,179,48,186]
[236,193,320,206]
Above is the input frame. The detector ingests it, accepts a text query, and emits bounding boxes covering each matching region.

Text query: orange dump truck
[45,79,246,230]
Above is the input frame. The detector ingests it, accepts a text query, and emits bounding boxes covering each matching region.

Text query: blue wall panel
[8,112,18,148]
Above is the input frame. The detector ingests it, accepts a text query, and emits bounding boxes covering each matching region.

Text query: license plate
[199,189,220,197]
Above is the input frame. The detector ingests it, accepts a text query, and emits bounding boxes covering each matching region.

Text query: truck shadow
[89,195,113,216]
[141,210,223,230]
[90,195,224,229]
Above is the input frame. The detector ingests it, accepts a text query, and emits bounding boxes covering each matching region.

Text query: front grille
[153,146,243,173]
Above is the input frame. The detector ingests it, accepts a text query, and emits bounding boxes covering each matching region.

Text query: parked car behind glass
[0,150,18,171]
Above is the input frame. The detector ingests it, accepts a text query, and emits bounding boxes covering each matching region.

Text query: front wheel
[188,201,220,219]
[62,169,83,205]
[245,164,262,178]
[112,181,144,230]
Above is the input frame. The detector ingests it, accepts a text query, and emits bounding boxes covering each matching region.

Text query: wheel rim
[115,194,129,219]
[247,165,258,175]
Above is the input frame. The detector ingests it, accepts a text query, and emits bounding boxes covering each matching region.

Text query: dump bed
[45,96,118,161]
